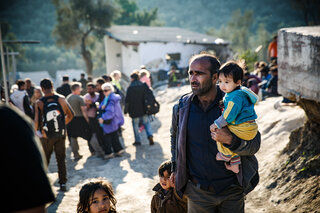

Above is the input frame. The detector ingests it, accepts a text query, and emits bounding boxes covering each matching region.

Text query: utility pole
[0,25,9,104]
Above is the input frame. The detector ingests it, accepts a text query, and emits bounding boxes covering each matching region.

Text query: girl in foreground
[77,179,117,213]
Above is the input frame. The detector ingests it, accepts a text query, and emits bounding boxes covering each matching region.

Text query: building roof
[105,25,228,45]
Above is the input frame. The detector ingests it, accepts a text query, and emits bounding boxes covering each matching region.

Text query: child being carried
[210,61,259,174]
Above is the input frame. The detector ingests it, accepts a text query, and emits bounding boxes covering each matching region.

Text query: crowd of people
[1,36,292,212]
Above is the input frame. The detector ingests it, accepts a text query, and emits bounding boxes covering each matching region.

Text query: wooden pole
[0,25,9,104]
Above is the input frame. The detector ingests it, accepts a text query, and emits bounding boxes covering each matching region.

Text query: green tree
[114,0,158,26]
[52,0,116,76]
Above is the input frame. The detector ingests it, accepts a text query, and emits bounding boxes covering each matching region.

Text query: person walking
[98,83,125,159]
[57,75,72,97]
[84,82,105,158]
[170,53,261,213]
[10,79,33,119]
[34,78,74,191]
[125,71,154,146]
[66,82,92,160]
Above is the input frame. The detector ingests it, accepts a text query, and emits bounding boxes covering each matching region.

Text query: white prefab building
[104,25,230,78]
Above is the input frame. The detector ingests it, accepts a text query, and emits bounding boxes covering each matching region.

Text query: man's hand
[169,172,175,188]
[211,127,232,145]
[210,123,218,133]
[98,118,104,124]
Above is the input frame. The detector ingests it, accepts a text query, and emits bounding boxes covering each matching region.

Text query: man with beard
[169,53,261,213]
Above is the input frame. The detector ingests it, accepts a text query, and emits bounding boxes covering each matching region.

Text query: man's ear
[211,73,218,82]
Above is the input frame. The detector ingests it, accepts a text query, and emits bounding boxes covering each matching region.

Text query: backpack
[40,95,66,138]
[143,84,160,115]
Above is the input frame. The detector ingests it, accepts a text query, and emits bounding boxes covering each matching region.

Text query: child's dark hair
[77,179,117,213]
[158,160,172,177]
[218,61,244,83]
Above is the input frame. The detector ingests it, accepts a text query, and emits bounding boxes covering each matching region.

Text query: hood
[240,86,259,105]
[109,92,121,102]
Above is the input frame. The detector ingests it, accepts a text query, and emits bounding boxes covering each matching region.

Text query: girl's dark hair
[77,180,117,213]
[158,160,172,177]
[218,61,244,83]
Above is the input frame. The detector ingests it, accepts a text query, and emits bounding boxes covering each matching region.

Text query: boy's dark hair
[158,160,172,177]
[189,52,221,76]
[16,80,25,89]
[40,78,53,90]
[77,180,117,213]
[86,82,95,88]
[101,75,113,82]
[218,61,244,83]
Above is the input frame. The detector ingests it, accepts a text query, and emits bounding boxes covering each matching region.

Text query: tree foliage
[52,0,116,76]
[114,0,158,26]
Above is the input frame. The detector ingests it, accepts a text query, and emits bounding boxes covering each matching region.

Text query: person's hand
[98,118,104,124]
[210,123,218,133]
[169,172,175,188]
[211,127,232,145]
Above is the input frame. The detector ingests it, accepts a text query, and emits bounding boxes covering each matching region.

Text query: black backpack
[40,95,66,138]
[143,84,160,115]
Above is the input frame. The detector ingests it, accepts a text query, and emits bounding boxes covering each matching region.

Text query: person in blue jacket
[210,61,259,174]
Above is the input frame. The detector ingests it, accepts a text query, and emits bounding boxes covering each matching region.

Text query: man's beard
[191,78,213,96]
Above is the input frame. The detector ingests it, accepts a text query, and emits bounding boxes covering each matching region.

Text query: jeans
[132,115,153,142]
[184,181,244,213]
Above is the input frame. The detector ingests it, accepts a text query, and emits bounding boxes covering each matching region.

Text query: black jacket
[125,80,147,118]
[56,83,72,98]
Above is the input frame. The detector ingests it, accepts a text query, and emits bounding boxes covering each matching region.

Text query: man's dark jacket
[125,80,147,118]
[170,92,260,195]
[56,83,72,98]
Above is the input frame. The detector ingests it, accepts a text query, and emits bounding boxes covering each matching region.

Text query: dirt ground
[45,85,314,213]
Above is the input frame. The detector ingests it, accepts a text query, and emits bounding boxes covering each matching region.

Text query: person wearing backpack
[34,78,74,192]
[124,71,154,146]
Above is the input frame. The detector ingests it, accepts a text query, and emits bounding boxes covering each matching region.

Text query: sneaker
[132,141,142,146]
[60,184,67,192]
[104,153,114,160]
[115,149,125,157]
[148,136,154,146]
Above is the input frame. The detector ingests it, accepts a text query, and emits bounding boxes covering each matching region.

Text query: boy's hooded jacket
[151,183,187,213]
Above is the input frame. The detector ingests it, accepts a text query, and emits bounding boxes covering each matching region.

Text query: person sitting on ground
[98,83,125,159]
[210,61,259,174]
[266,66,280,97]
[77,179,117,213]
[151,160,187,213]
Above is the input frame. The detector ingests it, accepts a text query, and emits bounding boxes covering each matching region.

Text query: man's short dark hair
[40,78,53,90]
[62,75,69,82]
[71,82,81,91]
[16,80,25,89]
[218,61,244,83]
[96,78,105,86]
[130,71,140,81]
[189,53,221,76]
[158,160,172,177]
[86,82,95,88]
